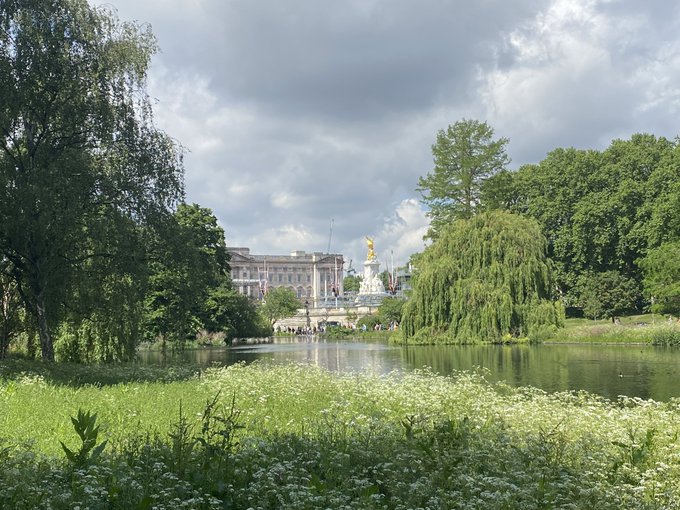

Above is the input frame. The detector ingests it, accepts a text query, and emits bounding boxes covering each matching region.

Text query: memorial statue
[357,236,386,301]
[365,236,376,261]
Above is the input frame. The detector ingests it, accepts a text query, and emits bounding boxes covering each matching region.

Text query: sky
[92,0,680,272]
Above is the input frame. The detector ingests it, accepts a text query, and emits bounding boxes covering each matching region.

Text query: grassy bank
[548,314,680,345]
[1,360,680,508]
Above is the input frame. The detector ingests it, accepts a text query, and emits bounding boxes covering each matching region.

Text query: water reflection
[137,337,680,401]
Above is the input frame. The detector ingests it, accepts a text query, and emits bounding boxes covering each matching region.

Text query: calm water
[138,337,680,402]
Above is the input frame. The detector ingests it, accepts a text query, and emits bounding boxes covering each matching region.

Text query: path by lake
[138,337,680,402]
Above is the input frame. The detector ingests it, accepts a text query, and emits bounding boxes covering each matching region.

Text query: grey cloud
[92,0,680,266]
[148,0,551,123]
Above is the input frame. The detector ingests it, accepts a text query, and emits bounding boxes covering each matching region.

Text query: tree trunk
[0,328,8,359]
[35,293,54,361]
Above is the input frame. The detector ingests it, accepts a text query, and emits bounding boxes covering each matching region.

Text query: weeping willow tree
[401,211,563,344]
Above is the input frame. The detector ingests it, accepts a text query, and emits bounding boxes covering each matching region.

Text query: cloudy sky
[93,0,680,271]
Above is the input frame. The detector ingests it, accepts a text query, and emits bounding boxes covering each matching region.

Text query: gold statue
[365,236,376,260]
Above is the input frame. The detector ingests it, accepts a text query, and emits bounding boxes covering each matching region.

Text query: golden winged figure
[365,236,376,260]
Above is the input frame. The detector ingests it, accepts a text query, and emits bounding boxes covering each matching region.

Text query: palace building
[227,247,344,307]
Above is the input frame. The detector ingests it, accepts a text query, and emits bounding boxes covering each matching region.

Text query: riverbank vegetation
[548,314,680,345]
[1,360,679,508]
[484,135,680,321]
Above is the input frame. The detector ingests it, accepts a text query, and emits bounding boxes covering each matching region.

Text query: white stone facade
[228,247,344,307]
[358,258,385,296]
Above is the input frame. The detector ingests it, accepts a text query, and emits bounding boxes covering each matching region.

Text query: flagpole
[334,256,338,308]
[390,250,394,295]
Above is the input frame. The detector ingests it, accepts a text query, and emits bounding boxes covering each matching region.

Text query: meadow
[549,314,680,345]
[1,360,680,509]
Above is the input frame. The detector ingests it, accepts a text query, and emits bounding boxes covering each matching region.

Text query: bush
[322,326,354,338]
[356,314,382,331]
[651,326,680,346]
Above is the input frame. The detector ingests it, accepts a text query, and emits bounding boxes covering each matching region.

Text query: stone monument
[356,236,386,304]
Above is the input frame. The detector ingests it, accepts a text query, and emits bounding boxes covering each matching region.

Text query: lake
[138,336,680,402]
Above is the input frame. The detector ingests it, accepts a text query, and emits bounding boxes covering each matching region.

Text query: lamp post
[304,300,310,330]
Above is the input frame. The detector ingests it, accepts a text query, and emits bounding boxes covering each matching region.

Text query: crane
[327,218,334,254]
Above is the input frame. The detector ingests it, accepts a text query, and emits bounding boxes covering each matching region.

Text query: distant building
[227,247,344,306]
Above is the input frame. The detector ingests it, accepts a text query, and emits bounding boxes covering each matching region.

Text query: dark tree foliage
[0,0,184,360]
[143,204,234,348]
[640,241,680,315]
[401,211,563,344]
[203,282,269,340]
[578,271,641,321]
[485,134,680,314]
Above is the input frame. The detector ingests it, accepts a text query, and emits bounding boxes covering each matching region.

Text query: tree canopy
[484,134,680,315]
[377,296,404,325]
[0,1,266,361]
[260,287,301,328]
[0,0,185,360]
[343,275,361,293]
[401,211,563,344]
[577,270,640,321]
[417,119,509,239]
[640,241,680,315]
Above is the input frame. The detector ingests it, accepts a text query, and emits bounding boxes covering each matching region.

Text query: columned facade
[227,248,344,307]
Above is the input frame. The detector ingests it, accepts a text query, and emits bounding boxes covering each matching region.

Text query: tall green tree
[639,241,680,315]
[378,297,404,325]
[143,204,228,348]
[0,0,184,360]
[578,271,641,321]
[260,287,301,328]
[401,211,563,344]
[417,119,509,239]
[202,283,268,340]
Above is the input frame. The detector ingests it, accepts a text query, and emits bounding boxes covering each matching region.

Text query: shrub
[651,326,680,346]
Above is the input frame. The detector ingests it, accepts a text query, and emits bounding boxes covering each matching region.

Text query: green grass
[2,360,680,508]
[548,313,680,344]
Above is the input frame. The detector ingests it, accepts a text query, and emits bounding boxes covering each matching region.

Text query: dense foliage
[259,287,301,327]
[639,241,680,315]
[377,296,405,325]
[0,1,266,360]
[486,134,680,316]
[0,0,186,360]
[417,119,509,239]
[1,361,680,508]
[343,275,361,293]
[401,211,563,344]
[577,270,641,321]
